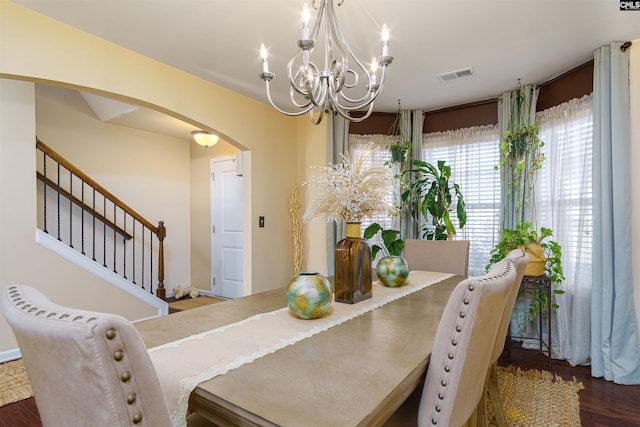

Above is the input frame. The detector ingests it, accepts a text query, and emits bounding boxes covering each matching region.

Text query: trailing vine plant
[498,81,546,225]
[491,82,565,339]
[486,222,565,331]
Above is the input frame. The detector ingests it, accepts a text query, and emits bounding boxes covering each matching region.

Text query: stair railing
[36,139,167,299]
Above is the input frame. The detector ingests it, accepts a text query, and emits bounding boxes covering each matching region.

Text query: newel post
[156,221,166,300]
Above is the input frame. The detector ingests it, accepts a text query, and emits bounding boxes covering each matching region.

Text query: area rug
[489,365,584,427]
[0,359,33,406]
[169,295,226,312]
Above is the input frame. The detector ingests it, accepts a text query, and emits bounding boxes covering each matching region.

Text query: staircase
[35,139,168,303]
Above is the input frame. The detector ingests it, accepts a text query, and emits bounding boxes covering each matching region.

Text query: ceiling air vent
[436,67,475,83]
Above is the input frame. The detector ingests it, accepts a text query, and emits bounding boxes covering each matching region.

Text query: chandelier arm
[264,81,316,117]
[325,9,354,98]
[330,99,374,123]
[310,77,329,109]
[330,55,349,95]
[327,83,372,113]
[326,0,375,103]
[349,102,376,123]
[288,52,313,98]
[333,59,390,109]
[328,75,378,112]
[309,105,325,125]
[289,85,314,109]
[309,0,325,41]
[376,62,390,89]
[304,78,318,106]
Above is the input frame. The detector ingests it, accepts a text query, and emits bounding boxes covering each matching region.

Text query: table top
[136,274,463,427]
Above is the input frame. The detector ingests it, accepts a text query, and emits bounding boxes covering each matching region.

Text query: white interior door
[211,157,243,298]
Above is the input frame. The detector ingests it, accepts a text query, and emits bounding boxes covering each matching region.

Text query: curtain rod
[538,59,593,88]
[621,41,632,52]
[423,97,498,115]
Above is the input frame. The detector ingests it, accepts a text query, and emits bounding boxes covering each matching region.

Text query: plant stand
[507,274,553,366]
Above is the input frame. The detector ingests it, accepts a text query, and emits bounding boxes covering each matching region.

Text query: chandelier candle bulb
[260,44,269,73]
[370,57,378,86]
[302,4,311,40]
[381,24,390,57]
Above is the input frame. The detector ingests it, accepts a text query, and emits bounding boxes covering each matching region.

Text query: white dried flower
[302,147,398,223]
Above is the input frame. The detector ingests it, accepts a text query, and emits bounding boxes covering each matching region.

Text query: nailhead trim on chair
[6,286,148,426]
[101,322,144,425]
[428,263,515,425]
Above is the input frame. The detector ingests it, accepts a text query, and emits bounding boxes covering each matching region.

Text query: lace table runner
[148,271,453,427]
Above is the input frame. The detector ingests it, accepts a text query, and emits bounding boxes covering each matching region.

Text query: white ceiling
[14,0,640,136]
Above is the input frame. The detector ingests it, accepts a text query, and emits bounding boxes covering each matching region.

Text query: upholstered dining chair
[2,285,212,427]
[483,249,529,426]
[403,239,470,276]
[384,258,518,427]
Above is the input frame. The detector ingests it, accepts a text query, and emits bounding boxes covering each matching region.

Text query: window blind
[422,125,501,276]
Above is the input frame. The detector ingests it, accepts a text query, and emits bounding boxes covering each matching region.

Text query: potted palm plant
[402,159,467,240]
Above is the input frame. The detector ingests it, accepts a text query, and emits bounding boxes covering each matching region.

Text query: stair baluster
[36,139,167,300]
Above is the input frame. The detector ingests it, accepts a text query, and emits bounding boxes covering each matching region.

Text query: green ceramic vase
[376,256,409,287]
[287,272,332,319]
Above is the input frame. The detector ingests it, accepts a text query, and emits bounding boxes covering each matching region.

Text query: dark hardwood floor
[2,339,639,426]
[498,342,640,427]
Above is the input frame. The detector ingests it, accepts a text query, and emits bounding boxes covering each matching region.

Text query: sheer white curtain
[536,94,593,366]
[422,125,501,276]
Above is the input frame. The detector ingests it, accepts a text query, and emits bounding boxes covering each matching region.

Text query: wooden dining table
[135,272,464,427]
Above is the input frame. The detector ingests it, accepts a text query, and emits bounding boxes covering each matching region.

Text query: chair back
[2,285,172,427]
[417,259,517,427]
[490,249,529,363]
[404,239,470,276]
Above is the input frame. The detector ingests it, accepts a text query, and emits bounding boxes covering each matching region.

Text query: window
[349,95,593,288]
[422,125,501,276]
[535,95,593,272]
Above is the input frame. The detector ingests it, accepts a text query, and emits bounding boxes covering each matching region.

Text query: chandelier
[258,0,393,125]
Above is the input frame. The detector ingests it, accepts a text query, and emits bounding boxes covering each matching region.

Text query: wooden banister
[37,172,133,240]
[36,139,167,299]
[37,139,159,234]
[156,221,166,299]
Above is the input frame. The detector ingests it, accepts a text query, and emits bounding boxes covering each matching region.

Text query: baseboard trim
[0,348,22,364]
[36,229,168,316]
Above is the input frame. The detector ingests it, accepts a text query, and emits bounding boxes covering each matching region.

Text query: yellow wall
[35,84,193,289]
[0,79,158,354]
[296,117,329,274]
[0,1,328,356]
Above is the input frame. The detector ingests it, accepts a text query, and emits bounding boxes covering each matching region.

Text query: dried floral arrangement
[302,148,397,223]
